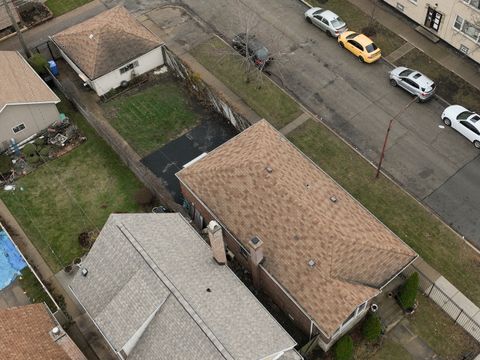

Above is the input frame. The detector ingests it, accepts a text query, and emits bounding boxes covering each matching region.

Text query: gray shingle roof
[70,213,297,360]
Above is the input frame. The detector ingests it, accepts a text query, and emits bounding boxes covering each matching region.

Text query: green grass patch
[103,81,200,157]
[45,0,92,17]
[395,48,480,113]
[355,338,413,360]
[0,96,143,272]
[191,37,301,129]
[18,268,56,312]
[288,119,480,304]
[409,294,480,359]
[310,0,405,56]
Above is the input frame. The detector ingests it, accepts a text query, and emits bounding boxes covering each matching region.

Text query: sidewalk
[346,0,480,91]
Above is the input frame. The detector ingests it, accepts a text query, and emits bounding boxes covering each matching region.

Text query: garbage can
[48,60,59,76]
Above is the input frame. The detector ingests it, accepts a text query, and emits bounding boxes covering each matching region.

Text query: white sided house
[50,6,164,97]
[0,51,60,152]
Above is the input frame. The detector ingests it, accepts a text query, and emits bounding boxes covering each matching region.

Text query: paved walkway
[391,319,439,359]
[280,112,310,135]
[347,0,480,91]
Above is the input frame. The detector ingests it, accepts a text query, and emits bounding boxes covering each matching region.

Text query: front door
[424,7,442,31]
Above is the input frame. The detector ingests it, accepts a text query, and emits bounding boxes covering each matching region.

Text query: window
[240,246,249,259]
[366,43,378,53]
[342,309,356,327]
[12,123,25,133]
[464,0,480,10]
[119,60,139,74]
[357,301,368,313]
[460,44,470,54]
[458,111,474,120]
[396,2,405,11]
[460,121,480,135]
[453,15,480,42]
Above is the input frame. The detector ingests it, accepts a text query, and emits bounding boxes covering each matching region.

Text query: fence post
[455,309,463,324]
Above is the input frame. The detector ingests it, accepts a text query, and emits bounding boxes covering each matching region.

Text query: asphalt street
[2,0,479,248]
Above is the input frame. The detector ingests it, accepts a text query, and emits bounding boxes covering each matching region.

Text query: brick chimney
[248,236,264,288]
[207,221,227,265]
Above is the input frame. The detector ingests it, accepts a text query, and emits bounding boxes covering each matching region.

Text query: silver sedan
[304,8,347,37]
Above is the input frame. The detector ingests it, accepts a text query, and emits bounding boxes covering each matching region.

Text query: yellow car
[338,31,381,63]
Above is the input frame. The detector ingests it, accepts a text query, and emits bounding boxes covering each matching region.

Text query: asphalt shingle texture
[177,120,417,337]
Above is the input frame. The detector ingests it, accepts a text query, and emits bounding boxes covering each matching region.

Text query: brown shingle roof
[0,51,60,113]
[177,120,417,337]
[0,2,19,31]
[0,303,86,360]
[51,6,162,79]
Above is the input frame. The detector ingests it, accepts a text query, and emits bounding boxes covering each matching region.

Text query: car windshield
[346,32,357,40]
[366,43,378,53]
[331,17,345,28]
[458,111,474,120]
[399,69,413,77]
[255,47,269,61]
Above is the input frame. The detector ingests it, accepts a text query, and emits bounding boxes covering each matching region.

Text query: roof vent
[305,183,310,189]
[81,268,88,277]
[330,195,337,203]
[293,234,300,241]
[89,34,94,40]
[265,166,273,173]
[308,259,316,268]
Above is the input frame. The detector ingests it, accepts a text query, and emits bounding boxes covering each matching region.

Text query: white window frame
[334,300,369,336]
[463,0,480,11]
[453,15,480,43]
[119,60,139,74]
[12,123,26,134]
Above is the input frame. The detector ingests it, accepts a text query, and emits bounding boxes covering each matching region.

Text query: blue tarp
[0,230,27,289]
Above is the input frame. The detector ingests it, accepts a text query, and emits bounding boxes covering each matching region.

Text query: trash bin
[48,60,59,76]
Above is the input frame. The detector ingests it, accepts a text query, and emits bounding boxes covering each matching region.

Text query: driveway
[141,117,238,203]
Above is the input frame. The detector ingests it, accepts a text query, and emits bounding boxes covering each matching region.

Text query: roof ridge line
[117,222,234,360]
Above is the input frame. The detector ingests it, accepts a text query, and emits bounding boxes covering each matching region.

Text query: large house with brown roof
[0,303,86,360]
[0,51,60,152]
[51,6,164,96]
[176,120,418,351]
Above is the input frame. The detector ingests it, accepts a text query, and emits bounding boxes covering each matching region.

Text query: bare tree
[208,0,293,89]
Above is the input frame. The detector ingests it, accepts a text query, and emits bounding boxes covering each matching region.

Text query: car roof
[318,10,339,21]
[407,71,434,87]
[354,33,374,46]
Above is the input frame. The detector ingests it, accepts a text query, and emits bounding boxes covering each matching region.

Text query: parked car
[232,33,271,69]
[441,105,480,149]
[304,7,347,37]
[338,31,381,63]
[389,67,436,102]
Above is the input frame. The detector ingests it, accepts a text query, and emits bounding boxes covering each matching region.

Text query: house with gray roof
[70,213,299,360]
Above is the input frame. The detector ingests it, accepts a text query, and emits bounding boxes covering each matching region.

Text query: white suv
[389,67,436,102]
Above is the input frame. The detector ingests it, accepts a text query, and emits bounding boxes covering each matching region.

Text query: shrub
[0,154,12,174]
[334,335,353,360]
[28,53,48,75]
[29,155,41,164]
[34,137,46,146]
[134,187,154,206]
[399,272,419,310]
[78,232,90,249]
[362,313,382,342]
[22,143,37,157]
[38,147,50,157]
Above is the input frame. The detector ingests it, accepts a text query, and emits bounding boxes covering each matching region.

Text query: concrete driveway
[134,0,480,247]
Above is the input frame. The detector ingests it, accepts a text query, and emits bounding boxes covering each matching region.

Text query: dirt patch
[18,2,53,28]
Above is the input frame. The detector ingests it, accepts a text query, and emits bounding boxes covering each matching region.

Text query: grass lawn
[395,48,480,113]
[18,268,56,312]
[103,79,200,157]
[288,119,480,304]
[354,338,413,360]
[409,294,480,359]
[0,96,143,272]
[45,0,92,17]
[191,37,302,129]
[309,0,405,56]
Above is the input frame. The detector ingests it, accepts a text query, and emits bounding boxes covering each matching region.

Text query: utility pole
[375,97,417,179]
[2,0,31,57]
